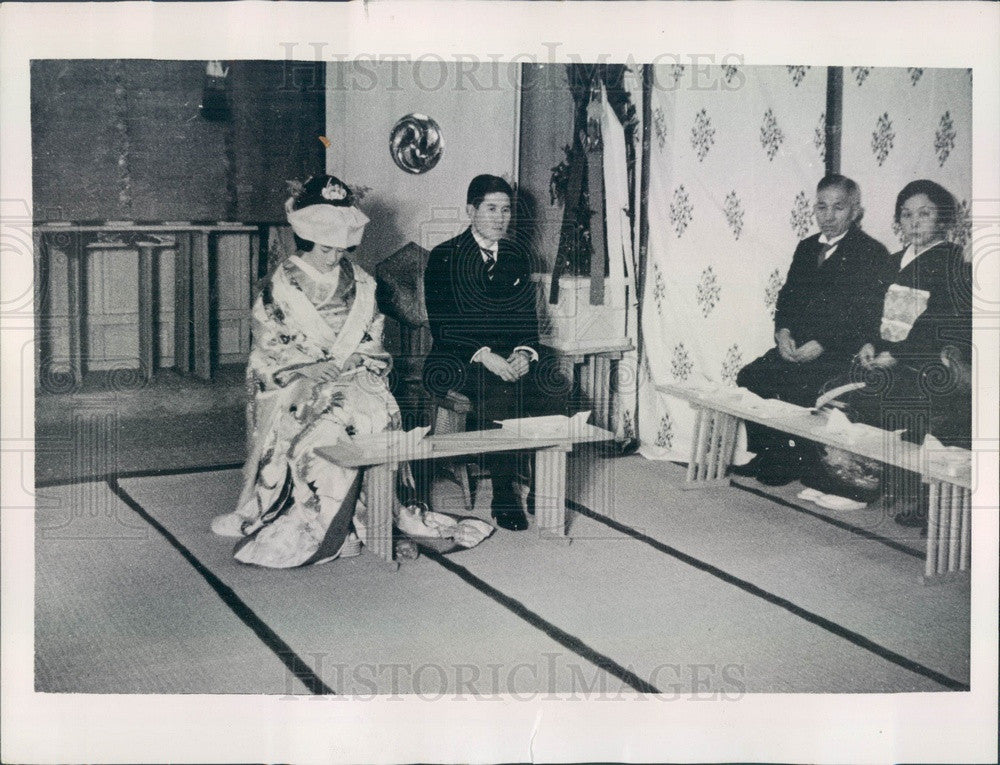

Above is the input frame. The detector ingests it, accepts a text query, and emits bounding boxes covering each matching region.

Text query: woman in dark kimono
[853,181,971,445]
[803,180,972,525]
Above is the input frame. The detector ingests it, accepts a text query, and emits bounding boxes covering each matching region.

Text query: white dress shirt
[467,230,538,365]
[817,229,849,260]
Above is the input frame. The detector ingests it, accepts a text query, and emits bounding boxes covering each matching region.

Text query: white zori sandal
[797,488,867,511]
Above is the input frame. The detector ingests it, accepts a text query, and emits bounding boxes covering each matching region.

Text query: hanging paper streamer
[200,60,231,121]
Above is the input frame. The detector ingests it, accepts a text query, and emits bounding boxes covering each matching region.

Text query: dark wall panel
[31,60,325,223]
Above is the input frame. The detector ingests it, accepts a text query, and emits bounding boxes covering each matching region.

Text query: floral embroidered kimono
[220,255,399,568]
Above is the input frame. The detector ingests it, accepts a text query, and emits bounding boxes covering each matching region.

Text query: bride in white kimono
[211,175,490,567]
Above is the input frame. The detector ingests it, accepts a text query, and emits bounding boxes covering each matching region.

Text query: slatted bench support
[658,382,972,582]
[924,481,972,582]
[362,463,400,571]
[682,405,737,490]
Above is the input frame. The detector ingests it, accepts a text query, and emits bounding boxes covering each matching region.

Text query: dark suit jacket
[423,227,539,379]
[774,224,892,360]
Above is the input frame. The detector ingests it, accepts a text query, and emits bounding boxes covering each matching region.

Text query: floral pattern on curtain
[840,68,973,256]
[638,65,826,460]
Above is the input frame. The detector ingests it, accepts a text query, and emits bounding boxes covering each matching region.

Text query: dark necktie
[817,241,835,267]
[481,247,497,279]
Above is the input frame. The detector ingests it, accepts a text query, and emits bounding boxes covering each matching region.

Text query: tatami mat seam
[567,499,968,692]
[106,470,650,695]
[107,466,662,694]
[416,543,660,694]
[105,477,333,695]
[36,462,245,490]
[730,480,923,559]
[92,463,963,693]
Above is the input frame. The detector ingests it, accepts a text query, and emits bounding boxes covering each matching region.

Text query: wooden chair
[375,242,478,510]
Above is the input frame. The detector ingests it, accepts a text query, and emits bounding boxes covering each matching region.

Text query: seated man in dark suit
[734,174,893,485]
[423,175,565,530]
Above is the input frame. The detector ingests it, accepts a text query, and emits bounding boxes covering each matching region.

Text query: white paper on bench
[920,433,970,478]
[350,426,431,458]
[493,411,593,439]
[725,389,802,419]
[819,408,906,444]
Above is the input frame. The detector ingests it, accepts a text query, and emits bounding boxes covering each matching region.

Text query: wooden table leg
[923,480,971,583]
[682,406,733,490]
[66,233,84,385]
[36,232,52,384]
[936,482,951,575]
[136,242,155,382]
[363,463,398,569]
[686,406,704,482]
[173,232,192,374]
[593,354,612,430]
[947,484,963,573]
[584,356,598,409]
[535,446,570,542]
[191,231,212,379]
[557,355,577,409]
[925,481,940,579]
[717,414,738,479]
[959,486,971,572]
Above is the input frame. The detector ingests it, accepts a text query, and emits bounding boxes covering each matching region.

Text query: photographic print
[3,3,998,763]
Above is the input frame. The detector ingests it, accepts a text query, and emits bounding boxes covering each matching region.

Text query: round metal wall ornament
[389,114,444,174]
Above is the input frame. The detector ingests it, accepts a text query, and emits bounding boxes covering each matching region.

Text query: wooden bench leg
[960,486,971,572]
[136,242,156,382]
[924,480,970,583]
[66,234,85,385]
[681,406,734,490]
[432,404,474,511]
[535,447,570,542]
[593,355,612,430]
[173,232,192,374]
[191,231,212,380]
[363,463,398,569]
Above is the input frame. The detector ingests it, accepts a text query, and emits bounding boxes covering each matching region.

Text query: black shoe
[492,507,528,531]
[492,486,528,530]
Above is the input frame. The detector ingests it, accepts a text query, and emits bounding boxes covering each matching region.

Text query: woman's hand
[343,353,364,371]
[856,342,876,368]
[479,351,518,382]
[791,340,824,363]
[870,351,897,369]
[775,328,798,362]
[297,362,340,382]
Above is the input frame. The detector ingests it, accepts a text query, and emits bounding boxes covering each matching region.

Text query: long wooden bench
[657,382,972,582]
[315,416,615,569]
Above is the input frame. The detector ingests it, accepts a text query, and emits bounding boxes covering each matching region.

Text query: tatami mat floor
[35,454,970,696]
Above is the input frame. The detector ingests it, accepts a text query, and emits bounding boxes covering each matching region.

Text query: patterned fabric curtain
[840,67,973,256]
[638,65,827,460]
